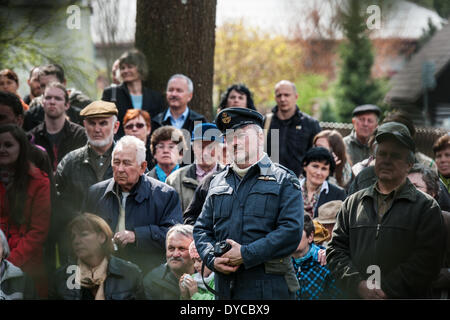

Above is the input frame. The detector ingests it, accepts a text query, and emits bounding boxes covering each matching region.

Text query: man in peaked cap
[193,107,304,299]
[344,104,381,165]
[166,122,224,213]
[327,121,445,299]
[54,101,120,264]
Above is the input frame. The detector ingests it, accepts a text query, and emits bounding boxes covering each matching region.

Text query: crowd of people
[0,48,449,301]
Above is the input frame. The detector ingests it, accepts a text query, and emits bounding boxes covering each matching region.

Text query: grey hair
[0,229,10,259]
[167,74,194,93]
[274,80,297,94]
[166,224,193,242]
[408,163,440,199]
[113,135,147,165]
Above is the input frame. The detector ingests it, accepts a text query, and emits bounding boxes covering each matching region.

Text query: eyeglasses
[124,123,146,130]
[155,143,177,151]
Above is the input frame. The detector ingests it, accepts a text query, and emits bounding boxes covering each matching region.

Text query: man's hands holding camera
[213,239,243,275]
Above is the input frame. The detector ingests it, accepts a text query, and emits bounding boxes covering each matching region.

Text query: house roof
[385,21,450,105]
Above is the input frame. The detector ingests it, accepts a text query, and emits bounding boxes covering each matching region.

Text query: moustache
[168,256,184,263]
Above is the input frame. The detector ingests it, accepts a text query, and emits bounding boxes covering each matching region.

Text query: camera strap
[201,258,219,297]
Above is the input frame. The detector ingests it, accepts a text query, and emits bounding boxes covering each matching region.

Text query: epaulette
[272,163,301,190]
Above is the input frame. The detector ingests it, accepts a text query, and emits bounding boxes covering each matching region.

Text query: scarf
[76,257,109,300]
[155,163,179,182]
[293,243,322,265]
[301,181,321,218]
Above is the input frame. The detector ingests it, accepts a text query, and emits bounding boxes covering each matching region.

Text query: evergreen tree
[334,0,386,122]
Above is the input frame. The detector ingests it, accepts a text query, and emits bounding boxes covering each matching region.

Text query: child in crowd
[179,241,215,300]
[292,214,341,299]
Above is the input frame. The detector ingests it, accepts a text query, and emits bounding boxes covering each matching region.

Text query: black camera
[213,241,232,257]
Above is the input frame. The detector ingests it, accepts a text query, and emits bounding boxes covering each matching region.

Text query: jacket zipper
[376,224,381,239]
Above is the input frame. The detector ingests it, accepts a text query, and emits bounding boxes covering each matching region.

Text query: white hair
[113,135,146,165]
[167,74,194,93]
[0,229,10,259]
[274,80,297,94]
[166,224,194,242]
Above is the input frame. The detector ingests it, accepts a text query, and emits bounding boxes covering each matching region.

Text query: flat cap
[375,121,415,151]
[352,104,381,117]
[215,107,264,133]
[316,200,343,224]
[80,100,118,118]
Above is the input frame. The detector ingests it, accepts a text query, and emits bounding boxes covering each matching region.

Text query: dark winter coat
[49,256,144,300]
[264,105,321,177]
[28,119,87,171]
[83,175,183,274]
[327,179,445,298]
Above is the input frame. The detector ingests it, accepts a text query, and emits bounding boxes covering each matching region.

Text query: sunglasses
[125,123,146,130]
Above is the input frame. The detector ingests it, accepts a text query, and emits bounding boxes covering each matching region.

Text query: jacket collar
[225,153,276,178]
[82,142,115,165]
[348,129,368,147]
[103,175,150,203]
[107,256,127,277]
[163,106,190,122]
[271,105,303,121]
[361,178,417,203]
[35,118,71,136]
[300,178,329,194]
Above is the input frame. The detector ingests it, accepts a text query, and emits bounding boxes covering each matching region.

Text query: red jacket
[0,164,51,280]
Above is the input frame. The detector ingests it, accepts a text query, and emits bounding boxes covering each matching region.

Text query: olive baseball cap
[375,121,415,151]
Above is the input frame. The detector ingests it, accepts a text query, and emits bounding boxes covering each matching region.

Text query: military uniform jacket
[193,154,304,299]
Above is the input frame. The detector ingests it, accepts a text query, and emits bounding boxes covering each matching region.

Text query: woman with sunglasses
[123,109,154,170]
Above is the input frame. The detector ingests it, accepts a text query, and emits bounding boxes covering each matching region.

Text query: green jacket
[343,130,372,166]
[327,179,445,298]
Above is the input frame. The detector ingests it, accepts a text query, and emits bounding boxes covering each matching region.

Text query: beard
[87,126,114,148]
[88,135,113,148]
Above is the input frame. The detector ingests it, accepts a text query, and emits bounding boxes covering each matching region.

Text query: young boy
[292,214,341,299]
[179,241,215,300]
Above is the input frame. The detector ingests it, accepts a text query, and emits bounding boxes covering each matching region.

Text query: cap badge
[222,112,231,124]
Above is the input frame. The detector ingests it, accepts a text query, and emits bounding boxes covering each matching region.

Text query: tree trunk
[135,0,216,122]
